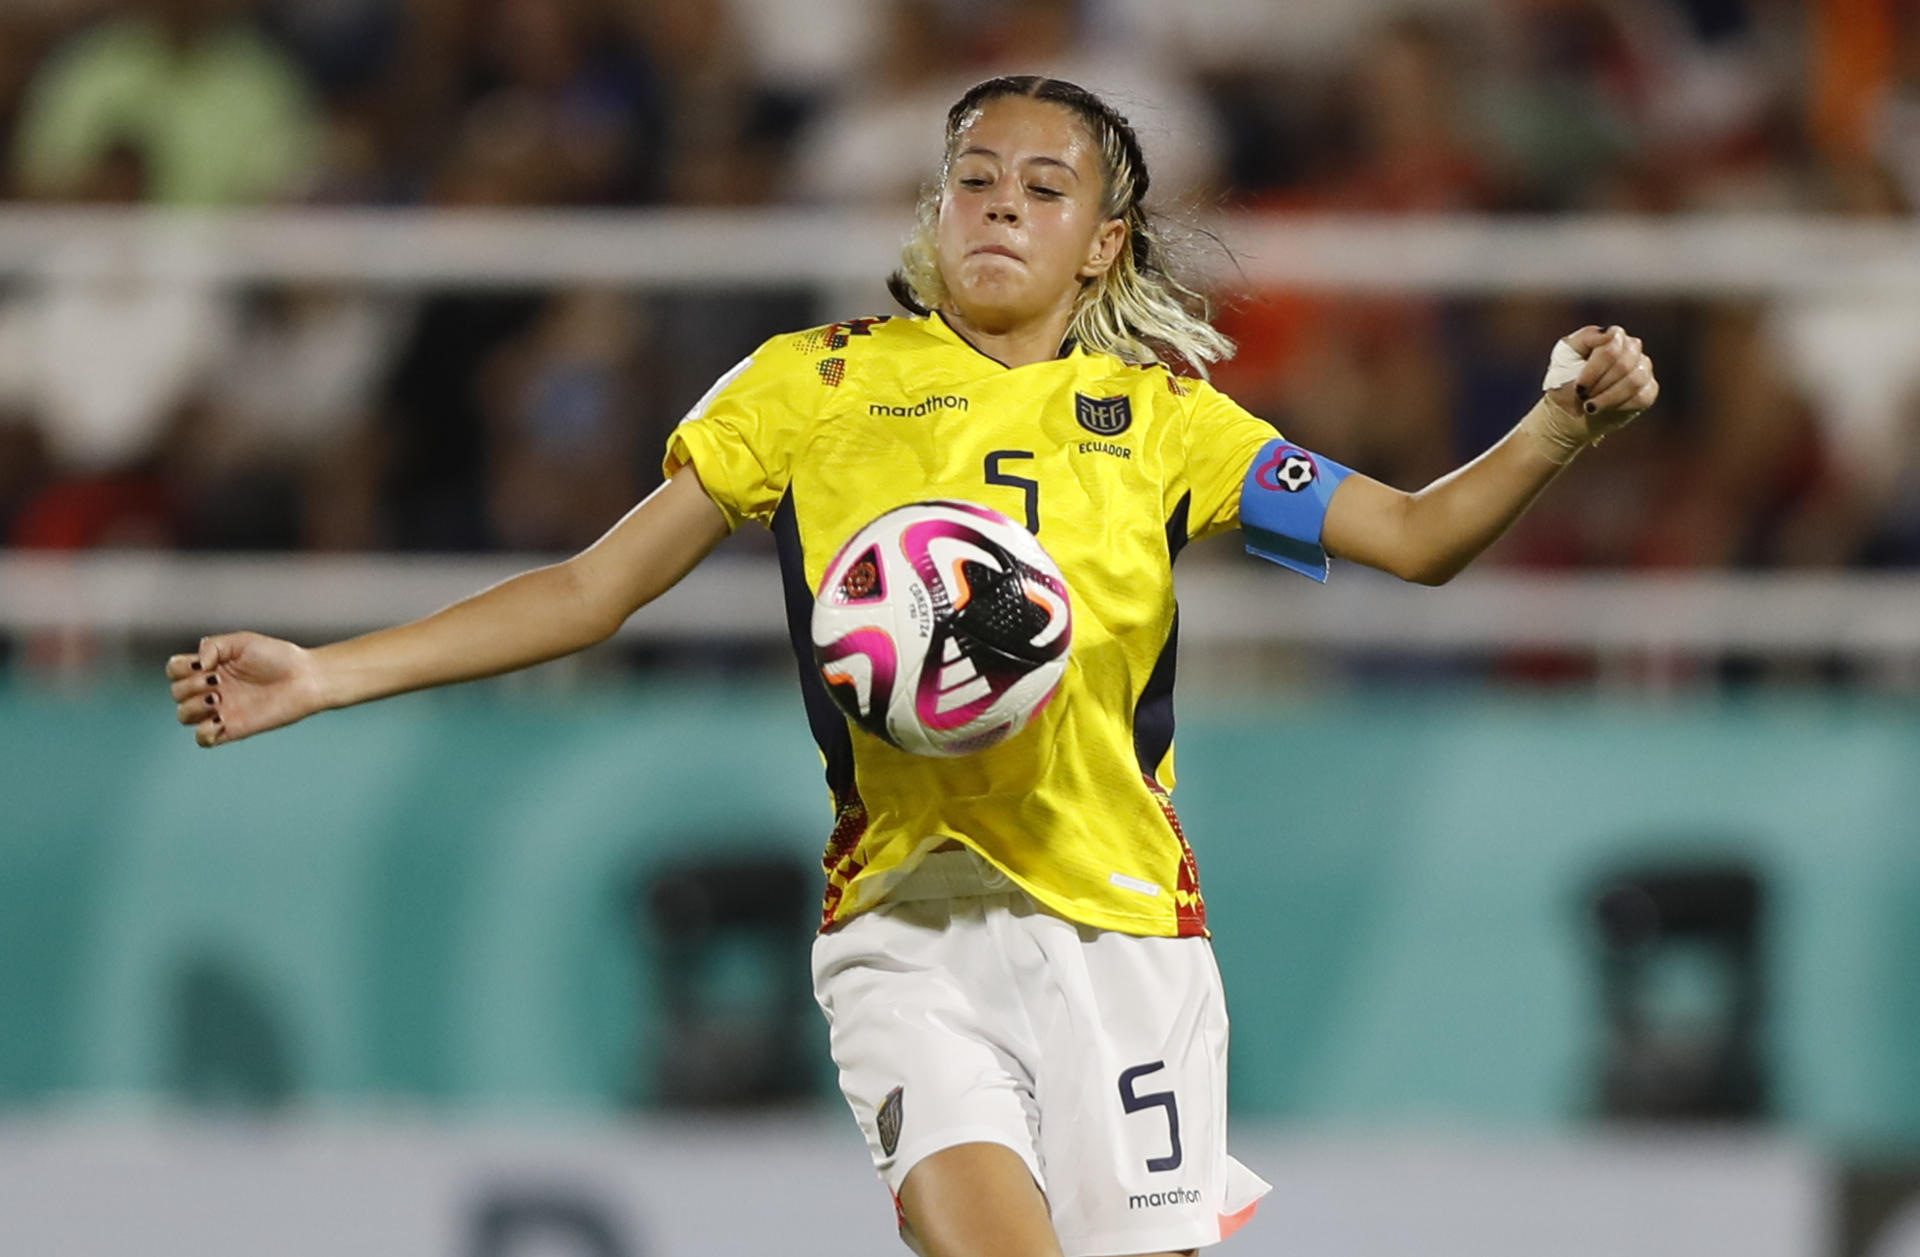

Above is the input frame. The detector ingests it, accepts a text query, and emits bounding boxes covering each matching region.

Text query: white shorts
[811,848,1270,1257]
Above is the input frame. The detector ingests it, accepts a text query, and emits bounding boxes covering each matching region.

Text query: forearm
[1398,400,1570,584]
[166,471,729,747]
[311,561,611,710]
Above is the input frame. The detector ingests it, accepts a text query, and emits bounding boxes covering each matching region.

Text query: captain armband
[1239,439,1356,582]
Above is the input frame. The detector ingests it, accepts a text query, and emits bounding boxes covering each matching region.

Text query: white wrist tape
[1541,338,1587,391]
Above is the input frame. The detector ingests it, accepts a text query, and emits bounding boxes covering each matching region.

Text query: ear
[1078,217,1127,280]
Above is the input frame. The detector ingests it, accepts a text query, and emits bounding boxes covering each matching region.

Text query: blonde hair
[887,76,1235,378]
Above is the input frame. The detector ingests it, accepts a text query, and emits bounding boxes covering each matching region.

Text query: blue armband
[1240,439,1355,582]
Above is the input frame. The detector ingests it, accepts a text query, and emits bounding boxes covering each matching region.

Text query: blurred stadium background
[4,0,1920,1253]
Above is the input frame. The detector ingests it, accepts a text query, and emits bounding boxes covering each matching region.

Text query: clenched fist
[1523,324,1660,463]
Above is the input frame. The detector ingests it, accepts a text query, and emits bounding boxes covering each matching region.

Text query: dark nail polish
[1575,384,1588,401]
[213,715,223,725]
[1584,401,1597,414]
[206,675,218,685]
[191,661,202,671]
[205,695,216,705]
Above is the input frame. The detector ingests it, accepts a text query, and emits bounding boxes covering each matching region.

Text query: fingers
[1562,324,1657,417]
[1563,325,1609,354]
[1582,333,1643,399]
[171,673,220,706]
[1591,356,1658,414]
[175,673,223,706]
[176,696,228,746]
[1575,326,1631,394]
[198,633,236,672]
[167,642,223,706]
[169,667,219,702]
[167,638,232,747]
[166,636,233,681]
[167,632,250,684]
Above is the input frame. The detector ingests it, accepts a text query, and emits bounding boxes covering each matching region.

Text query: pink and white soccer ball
[811,500,1073,756]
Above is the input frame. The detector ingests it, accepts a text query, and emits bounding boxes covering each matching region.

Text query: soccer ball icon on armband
[1275,453,1315,492]
[811,501,1073,756]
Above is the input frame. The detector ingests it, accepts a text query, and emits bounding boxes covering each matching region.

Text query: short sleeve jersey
[666,312,1278,938]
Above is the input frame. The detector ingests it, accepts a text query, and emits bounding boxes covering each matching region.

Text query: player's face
[936,98,1126,334]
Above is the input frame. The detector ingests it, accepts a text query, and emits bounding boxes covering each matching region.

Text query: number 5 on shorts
[1118,1061,1182,1172]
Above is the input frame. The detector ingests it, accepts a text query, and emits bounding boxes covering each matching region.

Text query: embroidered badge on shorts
[877,1085,904,1157]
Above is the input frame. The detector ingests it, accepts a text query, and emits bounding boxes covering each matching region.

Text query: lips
[972,244,1022,261]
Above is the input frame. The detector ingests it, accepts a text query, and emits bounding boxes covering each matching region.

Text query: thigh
[897,1141,1062,1257]
[1014,915,1268,1256]
[812,901,1045,1199]
[813,894,1266,1257]
[895,1142,1199,1257]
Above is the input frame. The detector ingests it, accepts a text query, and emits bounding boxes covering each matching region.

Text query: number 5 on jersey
[984,450,1039,534]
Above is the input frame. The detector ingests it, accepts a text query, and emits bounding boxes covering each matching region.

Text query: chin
[949,293,1033,332]
[950,276,1038,324]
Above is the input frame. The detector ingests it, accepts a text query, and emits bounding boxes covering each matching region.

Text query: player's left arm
[1321,325,1658,585]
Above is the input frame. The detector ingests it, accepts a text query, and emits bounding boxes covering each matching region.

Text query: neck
[940,300,1075,369]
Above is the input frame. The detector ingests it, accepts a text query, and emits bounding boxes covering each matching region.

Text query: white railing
[4,208,1918,668]
[7,553,1920,662]
[2,208,1919,295]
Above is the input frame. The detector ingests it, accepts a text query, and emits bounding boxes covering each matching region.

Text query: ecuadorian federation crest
[877,1085,904,1157]
[1075,392,1132,436]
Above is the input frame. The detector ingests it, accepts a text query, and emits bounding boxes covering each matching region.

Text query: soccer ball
[811,500,1072,756]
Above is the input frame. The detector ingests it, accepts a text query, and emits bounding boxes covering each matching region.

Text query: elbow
[555,558,627,647]
[584,598,632,650]
[582,610,625,648]
[1380,494,1459,586]
[1400,555,1461,587]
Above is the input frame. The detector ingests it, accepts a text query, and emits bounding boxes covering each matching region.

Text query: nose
[985,187,1020,224]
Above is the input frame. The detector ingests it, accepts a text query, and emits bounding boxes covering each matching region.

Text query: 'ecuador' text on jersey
[665,313,1279,938]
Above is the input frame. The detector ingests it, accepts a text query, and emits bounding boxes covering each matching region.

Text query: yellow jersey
[665,312,1282,938]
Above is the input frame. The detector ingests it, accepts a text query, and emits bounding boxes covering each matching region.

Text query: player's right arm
[165,465,730,747]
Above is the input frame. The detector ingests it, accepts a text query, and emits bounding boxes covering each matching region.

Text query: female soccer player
[166,77,1657,1257]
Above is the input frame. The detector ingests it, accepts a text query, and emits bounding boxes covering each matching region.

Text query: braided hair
[887,75,1234,376]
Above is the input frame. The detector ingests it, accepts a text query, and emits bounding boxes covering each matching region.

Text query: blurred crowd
[0,0,1918,570]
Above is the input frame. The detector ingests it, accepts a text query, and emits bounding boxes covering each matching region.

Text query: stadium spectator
[623,0,806,206]
[0,409,53,543]
[1759,157,1920,568]
[1210,16,1489,498]
[1470,0,1646,211]
[794,0,1223,208]
[10,0,320,205]
[1322,13,1500,212]
[258,0,401,102]
[1868,0,1920,210]
[0,136,232,548]
[453,0,661,206]
[789,0,959,207]
[0,9,58,197]
[481,290,646,552]
[0,0,1914,578]
[189,284,406,549]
